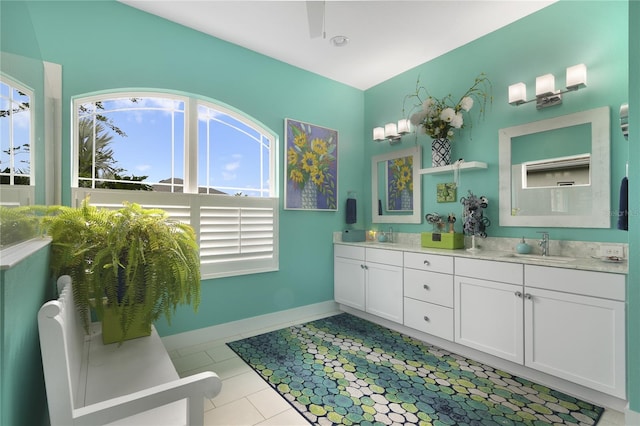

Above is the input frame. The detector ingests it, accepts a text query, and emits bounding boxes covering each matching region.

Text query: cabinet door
[366,261,403,323]
[524,287,626,398]
[334,256,365,311]
[454,276,524,363]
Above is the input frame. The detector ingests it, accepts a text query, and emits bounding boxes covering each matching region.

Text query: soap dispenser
[516,237,532,254]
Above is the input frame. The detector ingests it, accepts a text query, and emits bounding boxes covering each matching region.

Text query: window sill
[0,237,51,270]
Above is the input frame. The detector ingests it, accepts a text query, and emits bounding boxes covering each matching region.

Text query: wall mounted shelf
[419,161,488,175]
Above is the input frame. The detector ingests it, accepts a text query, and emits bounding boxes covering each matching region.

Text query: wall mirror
[499,106,610,228]
[372,146,421,224]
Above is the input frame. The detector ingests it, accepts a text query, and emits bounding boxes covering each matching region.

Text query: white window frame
[71,91,279,279]
[0,75,35,206]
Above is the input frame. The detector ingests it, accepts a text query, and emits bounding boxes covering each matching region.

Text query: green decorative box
[421,232,464,249]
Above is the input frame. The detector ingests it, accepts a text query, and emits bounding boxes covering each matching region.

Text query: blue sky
[78,96,270,196]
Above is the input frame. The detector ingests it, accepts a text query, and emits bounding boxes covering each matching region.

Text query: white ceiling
[119,0,556,90]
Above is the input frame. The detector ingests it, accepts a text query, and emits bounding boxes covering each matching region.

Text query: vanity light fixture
[373,119,411,144]
[508,63,587,109]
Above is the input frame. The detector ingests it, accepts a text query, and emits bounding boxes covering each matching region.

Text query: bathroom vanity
[333,240,627,405]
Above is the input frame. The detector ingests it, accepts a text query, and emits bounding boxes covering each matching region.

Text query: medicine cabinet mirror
[498,106,610,228]
[372,146,421,224]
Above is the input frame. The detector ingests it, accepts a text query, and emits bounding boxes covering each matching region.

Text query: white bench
[38,275,222,426]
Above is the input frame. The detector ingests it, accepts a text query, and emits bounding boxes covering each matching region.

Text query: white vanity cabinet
[403,252,454,341]
[333,244,403,323]
[524,265,626,398]
[334,244,366,311]
[454,258,525,364]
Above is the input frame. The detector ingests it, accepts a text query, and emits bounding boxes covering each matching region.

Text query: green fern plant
[42,198,201,344]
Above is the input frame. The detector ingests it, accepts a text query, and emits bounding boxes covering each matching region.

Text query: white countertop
[334,240,628,275]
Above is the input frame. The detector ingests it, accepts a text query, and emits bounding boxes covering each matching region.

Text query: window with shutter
[72,91,278,279]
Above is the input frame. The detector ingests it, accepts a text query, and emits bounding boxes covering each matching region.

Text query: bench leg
[187,396,205,426]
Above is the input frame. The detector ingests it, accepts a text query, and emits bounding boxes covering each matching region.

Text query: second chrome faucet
[537,231,550,256]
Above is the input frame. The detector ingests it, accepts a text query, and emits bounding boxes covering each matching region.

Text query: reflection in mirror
[499,106,610,228]
[521,153,590,189]
[372,146,421,224]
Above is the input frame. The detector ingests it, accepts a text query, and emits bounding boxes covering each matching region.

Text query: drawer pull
[515,291,523,298]
[525,293,532,300]
[423,284,430,291]
[360,264,365,269]
[423,316,430,322]
[423,259,430,265]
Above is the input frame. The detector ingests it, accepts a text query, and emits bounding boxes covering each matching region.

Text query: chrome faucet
[537,231,550,256]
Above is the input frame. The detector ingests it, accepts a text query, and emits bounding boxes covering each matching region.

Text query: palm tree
[77,117,124,184]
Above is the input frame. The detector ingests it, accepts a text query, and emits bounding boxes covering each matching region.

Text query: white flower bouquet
[404,74,492,141]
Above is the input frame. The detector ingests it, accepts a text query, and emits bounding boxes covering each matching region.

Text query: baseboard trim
[626,407,640,425]
[161,300,340,351]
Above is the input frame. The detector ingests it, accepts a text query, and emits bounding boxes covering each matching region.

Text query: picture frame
[437,182,457,203]
[284,119,338,210]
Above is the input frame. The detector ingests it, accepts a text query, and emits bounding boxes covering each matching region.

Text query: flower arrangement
[387,155,413,210]
[287,121,337,209]
[404,73,492,141]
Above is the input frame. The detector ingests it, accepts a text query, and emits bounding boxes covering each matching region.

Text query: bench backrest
[38,275,89,425]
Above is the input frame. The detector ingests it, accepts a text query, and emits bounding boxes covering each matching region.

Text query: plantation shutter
[199,195,278,278]
[73,188,279,279]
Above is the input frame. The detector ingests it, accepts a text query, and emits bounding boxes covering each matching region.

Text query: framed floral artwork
[386,155,413,211]
[437,182,457,203]
[284,119,338,210]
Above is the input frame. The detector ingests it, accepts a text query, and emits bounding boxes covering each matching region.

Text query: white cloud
[222,171,236,181]
[136,164,151,172]
[225,161,240,172]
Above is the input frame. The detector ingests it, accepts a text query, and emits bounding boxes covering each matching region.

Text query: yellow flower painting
[387,155,413,211]
[285,119,338,210]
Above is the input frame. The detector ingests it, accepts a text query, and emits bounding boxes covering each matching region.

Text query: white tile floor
[168,314,627,426]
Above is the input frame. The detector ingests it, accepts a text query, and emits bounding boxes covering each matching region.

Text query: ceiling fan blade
[306,1,325,39]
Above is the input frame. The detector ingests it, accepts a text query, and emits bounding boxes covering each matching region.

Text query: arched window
[73,91,278,279]
[0,76,34,206]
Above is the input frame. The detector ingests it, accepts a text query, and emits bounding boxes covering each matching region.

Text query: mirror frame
[498,106,610,228]
[372,146,422,224]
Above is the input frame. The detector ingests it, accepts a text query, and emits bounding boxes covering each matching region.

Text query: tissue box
[342,229,366,242]
[421,232,464,249]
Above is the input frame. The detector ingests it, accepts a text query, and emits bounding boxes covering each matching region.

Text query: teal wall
[2,0,638,419]
[1,0,366,336]
[626,0,639,413]
[0,244,52,426]
[365,1,629,244]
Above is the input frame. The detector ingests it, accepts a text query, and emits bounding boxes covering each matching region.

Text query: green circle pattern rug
[227,313,604,426]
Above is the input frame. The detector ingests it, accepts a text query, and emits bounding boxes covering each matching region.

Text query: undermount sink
[502,253,576,263]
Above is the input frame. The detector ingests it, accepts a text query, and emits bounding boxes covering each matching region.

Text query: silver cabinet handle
[423,284,430,290]
[423,316,430,322]
[515,291,523,298]
[423,259,430,265]
[525,293,532,300]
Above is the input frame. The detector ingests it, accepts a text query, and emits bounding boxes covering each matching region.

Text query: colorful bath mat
[227,313,603,425]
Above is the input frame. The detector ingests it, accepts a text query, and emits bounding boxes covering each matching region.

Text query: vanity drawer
[404,297,453,341]
[404,269,453,307]
[525,265,625,301]
[366,248,403,266]
[404,252,453,274]
[334,244,364,260]
[455,257,523,285]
